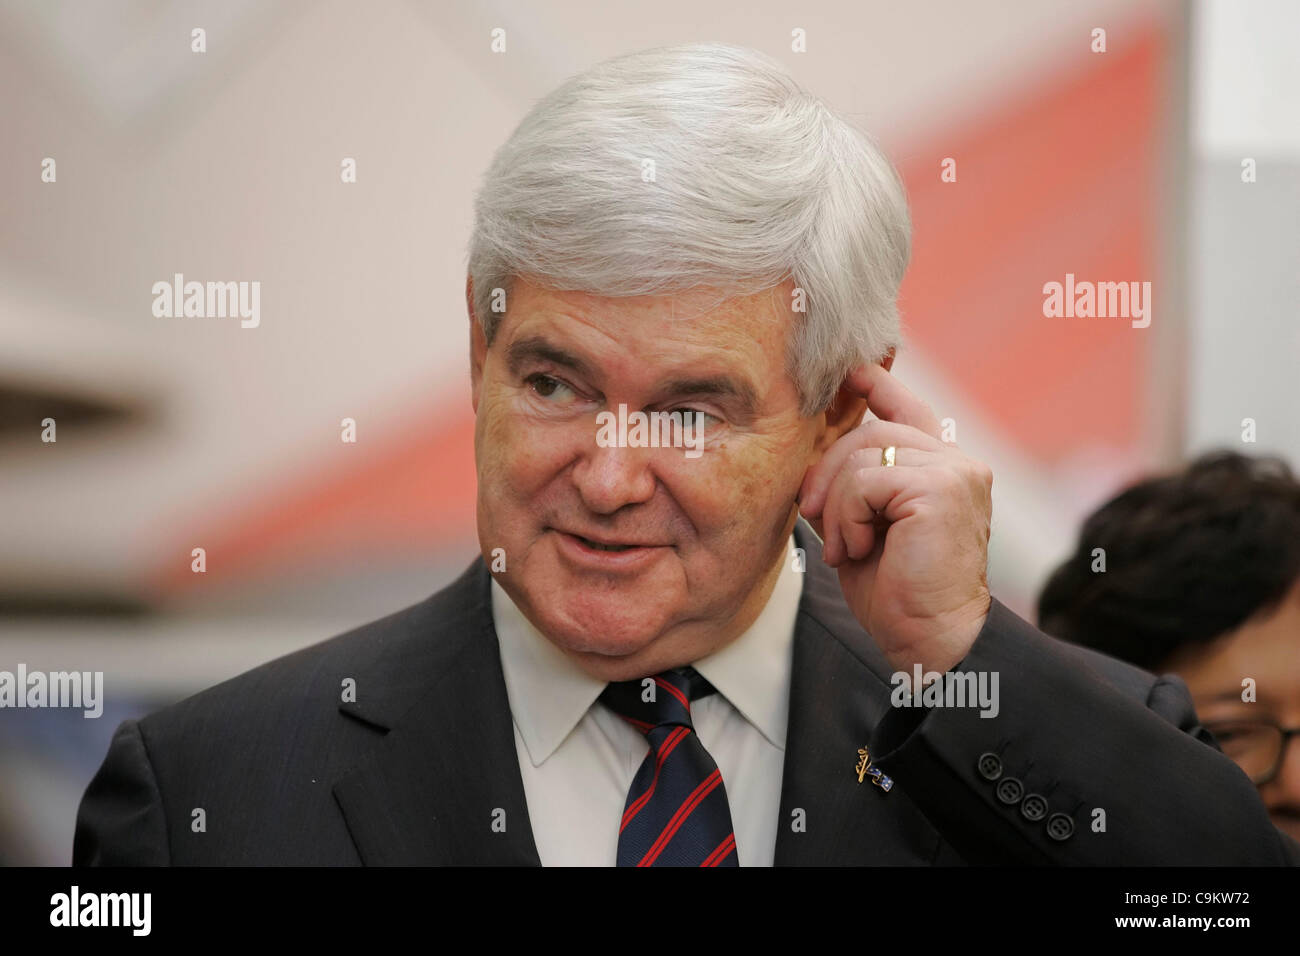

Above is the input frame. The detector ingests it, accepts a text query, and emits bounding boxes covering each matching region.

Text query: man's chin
[522,598,678,674]
[541,607,668,656]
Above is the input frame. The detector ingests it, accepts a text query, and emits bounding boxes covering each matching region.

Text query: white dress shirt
[491,536,803,866]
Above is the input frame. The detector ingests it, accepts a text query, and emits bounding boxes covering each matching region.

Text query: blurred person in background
[1038,451,1300,842]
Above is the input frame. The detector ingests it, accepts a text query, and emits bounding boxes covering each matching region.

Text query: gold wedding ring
[882,445,897,467]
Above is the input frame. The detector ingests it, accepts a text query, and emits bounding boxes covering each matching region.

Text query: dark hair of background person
[1037,450,1300,670]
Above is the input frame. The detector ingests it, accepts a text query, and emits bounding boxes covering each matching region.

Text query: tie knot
[598,666,716,735]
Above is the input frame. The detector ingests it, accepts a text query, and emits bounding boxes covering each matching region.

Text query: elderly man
[75,42,1296,866]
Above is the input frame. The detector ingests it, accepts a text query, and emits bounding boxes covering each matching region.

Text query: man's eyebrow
[505,336,597,380]
[505,336,760,412]
[659,375,760,413]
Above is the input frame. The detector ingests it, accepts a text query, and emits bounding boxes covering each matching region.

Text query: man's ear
[815,383,868,454]
[812,350,894,454]
[468,275,487,414]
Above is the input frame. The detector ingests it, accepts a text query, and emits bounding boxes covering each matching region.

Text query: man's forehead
[507,277,791,330]
[501,278,791,359]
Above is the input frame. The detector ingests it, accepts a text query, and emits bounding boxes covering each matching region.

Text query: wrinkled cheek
[722,450,804,538]
[666,454,759,536]
[479,405,575,513]
[476,408,528,517]
[478,395,526,466]
[728,447,782,502]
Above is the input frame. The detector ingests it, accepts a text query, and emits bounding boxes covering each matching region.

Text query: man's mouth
[556,529,665,552]
[551,529,670,571]
[576,536,638,552]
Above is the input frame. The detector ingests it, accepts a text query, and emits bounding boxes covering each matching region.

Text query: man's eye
[670,408,723,428]
[526,374,577,402]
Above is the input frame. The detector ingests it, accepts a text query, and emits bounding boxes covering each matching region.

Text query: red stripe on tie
[701,833,736,867]
[621,715,654,733]
[654,676,690,710]
[637,768,723,866]
[620,726,690,832]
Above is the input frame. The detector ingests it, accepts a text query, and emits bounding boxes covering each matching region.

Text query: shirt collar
[492,534,803,766]
[692,544,801,750]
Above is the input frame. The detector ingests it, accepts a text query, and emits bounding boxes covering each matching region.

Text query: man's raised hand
[798,363,993,675]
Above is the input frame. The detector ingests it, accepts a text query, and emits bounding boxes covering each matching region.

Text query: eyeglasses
[1202,718,1300,785]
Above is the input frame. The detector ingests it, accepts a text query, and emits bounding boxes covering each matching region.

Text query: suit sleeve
[73,719,171,866]
[868,597,1296,865]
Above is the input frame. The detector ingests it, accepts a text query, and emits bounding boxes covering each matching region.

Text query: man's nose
[572,442,657,515]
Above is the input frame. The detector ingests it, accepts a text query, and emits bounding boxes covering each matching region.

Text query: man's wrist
[884,590,992,675]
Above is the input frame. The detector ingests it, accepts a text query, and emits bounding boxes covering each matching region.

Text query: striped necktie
[598,666,739,866]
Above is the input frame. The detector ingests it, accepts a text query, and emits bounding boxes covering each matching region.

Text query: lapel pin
[855,746,894,793]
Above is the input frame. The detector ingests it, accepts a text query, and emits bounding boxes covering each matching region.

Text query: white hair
[466,41,911,415]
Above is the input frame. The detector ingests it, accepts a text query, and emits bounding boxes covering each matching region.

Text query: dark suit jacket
[74,520,1299,865]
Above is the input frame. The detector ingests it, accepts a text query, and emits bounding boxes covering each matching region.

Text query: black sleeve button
[995,776,1024,805]
[1020,793,1048,821]
[1046,812,1076,841]
[977,752,1003,781]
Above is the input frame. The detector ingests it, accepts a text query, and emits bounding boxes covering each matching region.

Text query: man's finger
[842,363,944,439]
[799,420,945,518]
[820,459,924,565]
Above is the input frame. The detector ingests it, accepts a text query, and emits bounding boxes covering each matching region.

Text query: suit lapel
[773,520,944,865]
[332,559,541,865]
